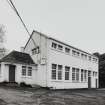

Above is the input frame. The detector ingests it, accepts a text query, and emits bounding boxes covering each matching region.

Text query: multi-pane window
[65,48,70,54]
[52,43,57,49]
[88,71,91,77]
[88,56,91,61]
[84,55,87,59]
[72,50,76,56]
[22,66,33,77]
[65,66,70,80]
[22,66,26,76]
[95,72,98,77]
[32,47,39,55]
[72,50,80,57]
[72,68,79,82]
[72,68,75,81]
[58,65,62,80]
[52,64,57,80]
[81,69,87,82]
[58,45,63,51]
[81,69,83,82]
[93,71,98,77]
[0,64,1,75]
[77,52,80,57]
[93,71,95,77]
[84,70,87,82]
[93,58,98,63]
[28,67,32,76]
[81,53,87,59]
[76,68,79,82]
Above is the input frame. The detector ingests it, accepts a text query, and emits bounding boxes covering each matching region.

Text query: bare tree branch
[0,25,6,43]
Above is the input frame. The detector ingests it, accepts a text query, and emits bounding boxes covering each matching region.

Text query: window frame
[51,64,57,80]
[58,65,62,80]
[76,68,79,82]
[22,66,26,76]
[52,42,57,49]
[58,45,63,51]
[28,67,32,76]
[32,47,39,55]
[65,47,70,54]
[65,66,70,80]
[72,67,76,82]
[84,70,87,82]
[81,69,84,82]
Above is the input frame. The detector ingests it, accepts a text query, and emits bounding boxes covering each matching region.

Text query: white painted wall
[24,31,48,87]
[0,62,8,82]
[0,62,38,85]
[24,31,99,89]
[15,64,37,85]
[47,39,98,89]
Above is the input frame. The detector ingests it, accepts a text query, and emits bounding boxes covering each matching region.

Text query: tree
[93,52,100,58]
[0,25,6,59]
[0,25,5,43]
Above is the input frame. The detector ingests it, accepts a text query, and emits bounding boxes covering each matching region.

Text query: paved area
[0,87,104,105]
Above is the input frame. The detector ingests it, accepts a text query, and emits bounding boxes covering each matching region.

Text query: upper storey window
[93,58,98,63]
[88,56,91,61]
[65,47,70,54]
[52,42,57,49]
[81,53,87,59]
[32,47,39,55]
[76,52,80,57]
[58,45,63,51]
[72,50,80,57]
[72,50,76,56]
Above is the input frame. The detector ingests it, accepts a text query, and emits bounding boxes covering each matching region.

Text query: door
[88,77,91,88]
[9,65,15,82]
[96,79,98,88]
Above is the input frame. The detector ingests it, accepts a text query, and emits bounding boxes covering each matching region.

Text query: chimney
[20,47,24,52]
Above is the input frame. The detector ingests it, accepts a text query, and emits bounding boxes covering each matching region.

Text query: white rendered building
[23,30,99,89]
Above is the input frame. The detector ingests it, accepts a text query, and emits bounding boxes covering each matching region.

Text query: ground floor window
[22,66,26,76]
[72,67,80,82]
[81,69,83,82]
[51,64,63,80]
[28,67,32,76]
[22,66,32,77]
[0,64,1,75]
[76,68,79,82]
[84,70,87,82]
[72,68,75,81]
[58,65,62,80]
[88,71,91,77]
[51,64,57,80]
[81,69,88,82]
[51,64,98,82]
[65,66,70,80]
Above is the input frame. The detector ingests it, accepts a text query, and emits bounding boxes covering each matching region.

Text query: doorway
[96,79,98,88]
[9,65,16,82]
[88,77,91,88]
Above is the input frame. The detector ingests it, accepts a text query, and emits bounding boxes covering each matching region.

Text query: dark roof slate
[0,50,35,65]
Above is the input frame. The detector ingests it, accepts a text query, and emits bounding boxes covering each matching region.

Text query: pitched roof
[24,30,98,58]
[0,50,35,65]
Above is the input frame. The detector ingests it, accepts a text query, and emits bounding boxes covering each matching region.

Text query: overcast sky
[0,0,105,54]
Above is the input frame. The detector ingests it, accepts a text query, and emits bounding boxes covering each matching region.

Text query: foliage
[0,25,5,43]
[20,82,32,88]
[94,52,105,88]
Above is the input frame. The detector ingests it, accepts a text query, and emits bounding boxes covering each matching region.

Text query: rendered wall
[47,39,98,89]
[24,31,48,87]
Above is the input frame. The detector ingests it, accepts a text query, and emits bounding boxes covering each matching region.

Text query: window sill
[21,76,32,79]
[51,80,63,82]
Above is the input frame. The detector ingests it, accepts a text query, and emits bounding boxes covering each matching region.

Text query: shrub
[20,82,32,88]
